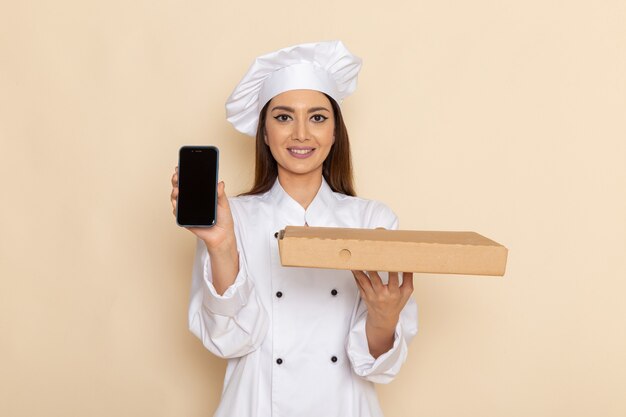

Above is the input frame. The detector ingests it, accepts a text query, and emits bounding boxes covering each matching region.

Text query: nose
[293,117,309,142]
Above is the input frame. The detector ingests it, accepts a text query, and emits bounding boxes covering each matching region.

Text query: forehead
[269,89,332,109]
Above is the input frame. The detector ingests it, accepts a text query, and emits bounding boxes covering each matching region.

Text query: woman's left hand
[352,271,414,357]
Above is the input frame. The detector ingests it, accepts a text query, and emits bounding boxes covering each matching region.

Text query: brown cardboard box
[278,226,508,276]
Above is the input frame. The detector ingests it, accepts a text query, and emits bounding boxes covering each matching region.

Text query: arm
[171,171,239,295]
[347,294,418,383]
[353,270,414,358]
[188,236,269,358]
[346,202,419,382]
[204,225,239,295]
[171,171,269,358]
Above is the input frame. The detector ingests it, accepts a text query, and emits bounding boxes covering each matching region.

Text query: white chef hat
[225,40,362,136]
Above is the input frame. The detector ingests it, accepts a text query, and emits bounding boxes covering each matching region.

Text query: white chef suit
[188,178,418,417]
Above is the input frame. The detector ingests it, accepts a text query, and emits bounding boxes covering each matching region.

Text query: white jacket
[189,178,418,417]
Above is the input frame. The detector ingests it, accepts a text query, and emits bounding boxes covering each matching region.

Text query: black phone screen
[176,146,219,227]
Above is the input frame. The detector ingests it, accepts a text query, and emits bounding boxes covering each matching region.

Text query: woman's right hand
[171,167,240,295]
[170,167,236,253]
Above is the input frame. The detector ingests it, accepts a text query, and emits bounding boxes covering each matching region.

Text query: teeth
[290,148,313,155]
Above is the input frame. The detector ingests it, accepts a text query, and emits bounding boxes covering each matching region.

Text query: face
[263,89,335,180]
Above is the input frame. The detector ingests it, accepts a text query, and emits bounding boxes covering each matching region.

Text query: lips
[287,147,315,159]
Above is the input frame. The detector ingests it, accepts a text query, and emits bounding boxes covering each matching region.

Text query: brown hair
[240,94,356,197]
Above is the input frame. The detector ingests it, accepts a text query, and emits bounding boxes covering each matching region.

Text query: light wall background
[1,1,625,416]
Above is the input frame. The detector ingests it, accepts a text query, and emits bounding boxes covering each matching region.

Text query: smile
[288,147,315,158]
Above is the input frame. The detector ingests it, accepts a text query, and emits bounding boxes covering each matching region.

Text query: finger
[353,272,367,298]
[171,191,178,212]
[400,272,414,296]
[171,171,178,187]
[352,270,374,297]
[171,195,177,212]
[388,272,400,292]
[216,181,228,206]
[216,181,233,216]
[367,271,384,291]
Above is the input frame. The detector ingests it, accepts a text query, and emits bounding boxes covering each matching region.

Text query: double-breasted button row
[274,357,338,365]
[275,289,338,298]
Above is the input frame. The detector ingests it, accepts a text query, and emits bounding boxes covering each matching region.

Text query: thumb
[216,181,232,212]
[217,181,228,200]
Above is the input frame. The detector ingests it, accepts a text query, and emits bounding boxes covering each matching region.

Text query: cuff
[201,251,253,317]
[347,317,408,384]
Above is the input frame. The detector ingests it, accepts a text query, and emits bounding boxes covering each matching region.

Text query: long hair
[240,94,356,197]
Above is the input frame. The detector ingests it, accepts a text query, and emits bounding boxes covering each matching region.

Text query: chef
[170,40,418,417]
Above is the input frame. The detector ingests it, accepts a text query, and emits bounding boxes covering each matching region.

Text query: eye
[311,114,328,123]
[274,114,292,122]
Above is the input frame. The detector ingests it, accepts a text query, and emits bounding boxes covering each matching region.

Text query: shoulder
[227,191,273,219]
[228,192,267,207]
[331,191,398,230]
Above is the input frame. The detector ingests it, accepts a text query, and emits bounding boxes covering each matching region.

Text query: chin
[279,163,324,177]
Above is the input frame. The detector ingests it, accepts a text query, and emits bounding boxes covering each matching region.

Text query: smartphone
[176,146,219,227]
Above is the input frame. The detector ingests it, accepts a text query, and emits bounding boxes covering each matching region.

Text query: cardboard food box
[277,226,508,276]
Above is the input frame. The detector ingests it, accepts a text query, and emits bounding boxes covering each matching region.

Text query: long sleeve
[347,294,418,383]
[188,235,269,359]
[346,201,419,383]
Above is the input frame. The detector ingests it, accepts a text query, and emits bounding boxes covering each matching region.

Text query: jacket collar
[268,177,335,227]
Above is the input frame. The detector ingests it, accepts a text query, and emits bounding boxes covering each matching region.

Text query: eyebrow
[270,105,331,113]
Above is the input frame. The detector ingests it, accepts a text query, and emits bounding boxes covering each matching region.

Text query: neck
[277,169,323,210]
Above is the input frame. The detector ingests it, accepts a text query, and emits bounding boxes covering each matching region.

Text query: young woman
[170,41,418,417]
